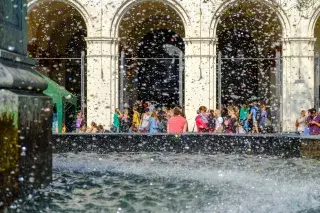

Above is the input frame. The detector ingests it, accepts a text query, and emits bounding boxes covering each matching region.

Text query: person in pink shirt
[195,106,209,132]
[167,108,188,134]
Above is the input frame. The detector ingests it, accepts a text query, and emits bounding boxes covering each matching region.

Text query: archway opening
[216,0,282,106]
[28,1,87,131]
[118,1,185,108]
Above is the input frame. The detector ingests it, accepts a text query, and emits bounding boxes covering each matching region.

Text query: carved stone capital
[282,37,317,45]
[184,37,217,45]
[85,37,120,45]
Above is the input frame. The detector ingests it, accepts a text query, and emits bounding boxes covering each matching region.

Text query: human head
[227,107,235,117]
[81,125,86,132]
[301,109,306,117]
[115,108,121,114]
[173,107,182,116]
[199,106,207,114]
[214,109,221,117]
[151,110,158,118]
[98,124,104,131]
[91,121,97,127]
[309,108,317,117]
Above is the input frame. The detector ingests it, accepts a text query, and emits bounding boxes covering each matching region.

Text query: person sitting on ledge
[307,108,320,135]
[79,125,87,133]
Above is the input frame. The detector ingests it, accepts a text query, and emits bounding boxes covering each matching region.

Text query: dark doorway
[216,0,282,106]
[218,29,260,105]
[136,29,184,106]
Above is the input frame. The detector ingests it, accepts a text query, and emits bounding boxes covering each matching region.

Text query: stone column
[85,37,119,129]
[184,38,216,130]
[281,37,316,132]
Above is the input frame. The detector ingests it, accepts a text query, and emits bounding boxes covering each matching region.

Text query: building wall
[28,0,320,132]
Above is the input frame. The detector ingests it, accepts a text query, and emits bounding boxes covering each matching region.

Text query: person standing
[214,109,224,133]
[249,100,260,134]
[167,107,188,134]
[120,109,131,132]
[132,107,140,133]
[207,109,216,132]
[195,106,209,132]
[158,110,168,133]
[296,109,307,134]
[239,103,249,124]
[113,108,121,133]
[259,104,268,133]
[75,111,83,133]
[308,108,320,135]
[139,109,151,133]
[52,106,58,133]
[224,107,238,134]
[149,110,159,134]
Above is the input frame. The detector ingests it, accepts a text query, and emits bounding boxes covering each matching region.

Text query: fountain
[1,1,320,212]
[0,0,52,210]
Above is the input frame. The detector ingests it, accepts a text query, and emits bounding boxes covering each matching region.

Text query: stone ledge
[52,133,305,158]
[0,50,36,66]
[301,139,320,158]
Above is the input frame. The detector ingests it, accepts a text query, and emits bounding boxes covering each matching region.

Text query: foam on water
[50,152,320,213]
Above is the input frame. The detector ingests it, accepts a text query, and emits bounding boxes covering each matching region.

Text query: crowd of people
[72,97,277,134]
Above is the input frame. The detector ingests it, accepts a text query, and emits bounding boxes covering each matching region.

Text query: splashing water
[12,153,320,213]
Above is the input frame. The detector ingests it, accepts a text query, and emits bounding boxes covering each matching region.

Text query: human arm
[196,116,208,130]
[183,120,188,133]
[310,120,320,127]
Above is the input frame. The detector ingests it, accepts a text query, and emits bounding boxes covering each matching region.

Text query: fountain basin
[52,133,320,158]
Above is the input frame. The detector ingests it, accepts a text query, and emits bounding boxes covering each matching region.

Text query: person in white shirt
[214,109,224,133]
[139,109,151,133]
[296,109,307,134]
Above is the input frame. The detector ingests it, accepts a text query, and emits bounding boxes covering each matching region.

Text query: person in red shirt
[167,107,188,134]
[195,106,209,132]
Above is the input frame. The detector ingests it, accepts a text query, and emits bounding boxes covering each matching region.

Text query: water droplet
[29,177,35,183]
[8,46,15,51]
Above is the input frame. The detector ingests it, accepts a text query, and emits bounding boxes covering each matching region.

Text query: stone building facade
[27,0,320,132]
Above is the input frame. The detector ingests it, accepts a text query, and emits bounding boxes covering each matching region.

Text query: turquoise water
[9,153,320,213]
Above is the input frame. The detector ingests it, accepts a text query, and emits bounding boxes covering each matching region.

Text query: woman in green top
[113,108,121,132]
[239,104,249,123]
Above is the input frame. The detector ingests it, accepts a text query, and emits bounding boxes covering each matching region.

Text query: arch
[110,0,190,38]
[308,4,320,37]
[28,0,93,34]
[209,0,291,38]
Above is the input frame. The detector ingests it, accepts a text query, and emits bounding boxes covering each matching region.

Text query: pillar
[85,37,119,130]
[281,37,316,132]
[184,38,216,130]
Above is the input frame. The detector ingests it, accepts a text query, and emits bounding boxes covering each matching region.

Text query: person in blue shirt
[149,110,159,133]
[249,100,260,134]
[52,113,58,133]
